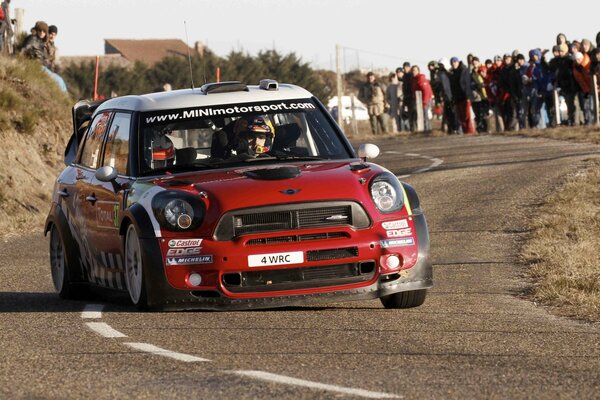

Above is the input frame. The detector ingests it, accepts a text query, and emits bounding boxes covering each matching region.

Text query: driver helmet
[151,134,175,168]
[237,116,274,155]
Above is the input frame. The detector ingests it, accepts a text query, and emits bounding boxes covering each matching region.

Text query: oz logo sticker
[382,219,409,230]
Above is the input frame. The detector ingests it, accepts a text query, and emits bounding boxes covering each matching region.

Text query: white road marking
[81,304,104,319]
[124,342,210,362]
[86,322,127,338]
[385,151,443,178]
[231,370,401,399]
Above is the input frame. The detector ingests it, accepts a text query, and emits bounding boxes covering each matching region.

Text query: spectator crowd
[358,32,600,135]
[0,1,67,91]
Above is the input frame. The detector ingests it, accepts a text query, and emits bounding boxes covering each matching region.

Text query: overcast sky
[12,0,600,72]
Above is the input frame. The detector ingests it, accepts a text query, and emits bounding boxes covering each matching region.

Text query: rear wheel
[380,289,427,309]
[49,224,84,299]
[125,224,148,309]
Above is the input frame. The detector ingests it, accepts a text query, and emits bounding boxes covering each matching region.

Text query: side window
[103,112,131,175]
[80,112,111,168]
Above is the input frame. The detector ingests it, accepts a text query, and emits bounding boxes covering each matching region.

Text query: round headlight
[369,172,404,213]
[164,199,194,228]
[371,181,397,211]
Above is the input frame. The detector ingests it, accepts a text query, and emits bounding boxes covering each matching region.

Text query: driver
[233,116,274,156]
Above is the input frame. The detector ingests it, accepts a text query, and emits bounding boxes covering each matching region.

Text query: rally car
[45,79,432,310]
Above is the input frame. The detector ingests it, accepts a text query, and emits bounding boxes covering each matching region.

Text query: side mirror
[95,166,118,182]
[358,143,380,161]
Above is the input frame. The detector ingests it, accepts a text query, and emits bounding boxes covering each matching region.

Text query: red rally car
[45,79,432,310]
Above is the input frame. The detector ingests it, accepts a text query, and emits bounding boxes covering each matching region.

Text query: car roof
[95,82,314,114]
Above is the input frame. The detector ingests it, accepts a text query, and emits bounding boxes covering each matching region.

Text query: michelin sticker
[382,219,409,230]
[166,255,213,266]
[380,238,414,248]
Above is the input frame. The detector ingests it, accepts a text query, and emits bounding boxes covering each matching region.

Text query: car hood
[149,160,382,211]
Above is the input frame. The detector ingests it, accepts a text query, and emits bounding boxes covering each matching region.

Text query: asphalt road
[2,134,600,399]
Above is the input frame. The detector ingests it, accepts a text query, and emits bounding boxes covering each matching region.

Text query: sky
[11,0,600,73]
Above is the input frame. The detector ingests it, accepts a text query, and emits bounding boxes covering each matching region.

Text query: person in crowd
[449,57,475,134]
[411,65,434,132]
[45,25,59,71]
[436,59,457,133]
[498,53,522,131]
[554,43,577,125]
[557,33,569,48]
[572,51,593,125]
[592,49,600,88]
[22,21,48,61]
[527,48,552,129]
[581,38,595,57]
[515,53,528,129]
[395,67,409,131]
[484,59,493,70]
[0,0,13,54]
[386,72,402,133]
[471,60,489,133]
[401,62,415,131]
[488,55,505,132]
[358,72,386,135]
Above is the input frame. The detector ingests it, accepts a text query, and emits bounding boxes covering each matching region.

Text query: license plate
[248,251,304,267]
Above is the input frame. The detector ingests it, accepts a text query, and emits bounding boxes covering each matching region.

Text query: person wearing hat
[358,72,386,135]
[449,57,475,134]
[21,21,48,61]
[471,58,489,133]
[572,51,593,125]
[45,25,59,71]
[553,43,577,125]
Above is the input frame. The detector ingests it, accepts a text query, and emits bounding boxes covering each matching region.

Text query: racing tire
[125,224,149,310]
[380,289,427,309]
[49,224,86,299]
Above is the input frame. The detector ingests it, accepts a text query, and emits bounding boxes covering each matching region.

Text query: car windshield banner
[142,99,317,126]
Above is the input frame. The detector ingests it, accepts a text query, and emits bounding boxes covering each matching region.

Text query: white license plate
[248,251,304,267]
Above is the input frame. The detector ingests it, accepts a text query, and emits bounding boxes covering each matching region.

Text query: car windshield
[138,98,351,175]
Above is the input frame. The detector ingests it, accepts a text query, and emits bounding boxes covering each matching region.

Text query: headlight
[369,172,404,213]
[152,191,205,231]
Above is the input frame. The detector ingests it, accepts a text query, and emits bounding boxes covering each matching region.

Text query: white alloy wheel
[49,225,66,293]
[125,224,144,305]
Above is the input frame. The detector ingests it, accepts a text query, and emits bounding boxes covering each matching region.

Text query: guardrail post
[350,94,358,137]
[415,91,424,132]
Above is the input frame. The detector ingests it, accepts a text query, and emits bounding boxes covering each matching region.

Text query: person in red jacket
[572,51,593,125]
[411,65,433,132]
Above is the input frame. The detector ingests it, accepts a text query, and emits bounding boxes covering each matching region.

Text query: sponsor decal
[142,100,317,126]
[168,239,203,248]
[382,219,409,230]
[386,228,412,238]
[166,255,213,266]
[380,238,414,248]
[167,247,201,256]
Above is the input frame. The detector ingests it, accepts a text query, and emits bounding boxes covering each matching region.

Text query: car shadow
[0,290,131,313]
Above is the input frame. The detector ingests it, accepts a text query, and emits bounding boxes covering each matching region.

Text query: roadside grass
[497,125,600,145]
[522,158,600,322]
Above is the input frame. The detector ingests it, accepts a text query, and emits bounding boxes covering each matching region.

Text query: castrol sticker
[168,239,203,248]
[382,219,409,230]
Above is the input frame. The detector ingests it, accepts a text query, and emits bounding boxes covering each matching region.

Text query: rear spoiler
[64,99,106,166]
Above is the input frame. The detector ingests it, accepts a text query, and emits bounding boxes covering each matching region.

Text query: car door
[73,111,113,286]
[85,112,133,290]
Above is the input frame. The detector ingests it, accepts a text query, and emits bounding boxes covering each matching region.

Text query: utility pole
[335,44,343,129]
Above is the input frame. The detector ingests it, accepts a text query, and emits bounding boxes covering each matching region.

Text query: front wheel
[125,224,149,309]
[380,289,427,309]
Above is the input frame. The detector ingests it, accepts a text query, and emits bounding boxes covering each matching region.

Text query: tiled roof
[104,39,193,66]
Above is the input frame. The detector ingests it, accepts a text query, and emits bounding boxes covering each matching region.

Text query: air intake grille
[246,232,349,246]
[214,201,371,241]
[306,247,359,262]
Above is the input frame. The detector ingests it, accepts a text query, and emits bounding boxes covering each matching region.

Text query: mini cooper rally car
[45,79,432,310]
